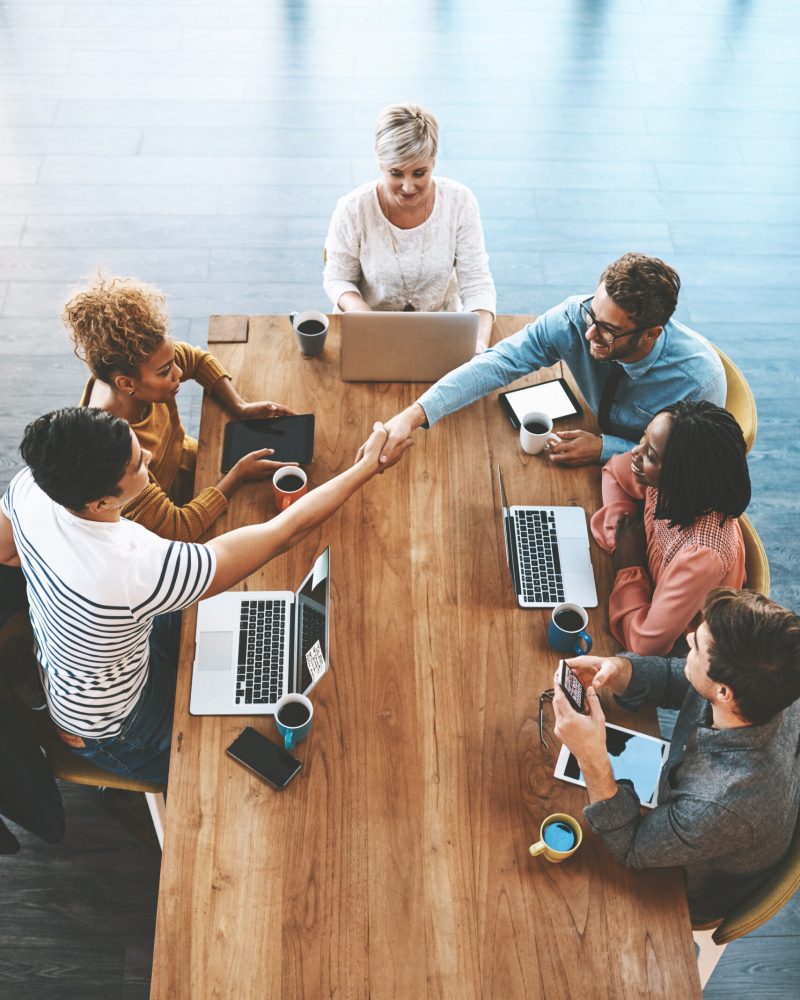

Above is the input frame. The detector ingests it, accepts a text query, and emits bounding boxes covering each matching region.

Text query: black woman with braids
[590,400,751,655]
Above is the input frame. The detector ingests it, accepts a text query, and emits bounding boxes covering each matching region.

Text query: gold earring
[128,389,135,396]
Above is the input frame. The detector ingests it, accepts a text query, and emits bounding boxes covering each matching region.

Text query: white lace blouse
[323,177,496,315]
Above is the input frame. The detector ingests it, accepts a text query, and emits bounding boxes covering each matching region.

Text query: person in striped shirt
[0,407,391,785]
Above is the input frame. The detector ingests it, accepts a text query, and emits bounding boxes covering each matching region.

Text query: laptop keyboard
[236,600,286,705]
[515,509,565,604]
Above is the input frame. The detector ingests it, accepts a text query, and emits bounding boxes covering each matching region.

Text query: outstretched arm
[204,424,389,598]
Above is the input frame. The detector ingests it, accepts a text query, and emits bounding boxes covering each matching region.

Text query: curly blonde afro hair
[63,274,169,383]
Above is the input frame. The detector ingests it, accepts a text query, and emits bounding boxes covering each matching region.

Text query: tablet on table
[221,414,315,472]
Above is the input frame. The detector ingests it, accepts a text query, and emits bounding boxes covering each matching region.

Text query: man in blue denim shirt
[553,589,800,922]
[380,253,725,467]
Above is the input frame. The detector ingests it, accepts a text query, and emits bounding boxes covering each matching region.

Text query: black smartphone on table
[558,659,587,714]
[226,726,302,789]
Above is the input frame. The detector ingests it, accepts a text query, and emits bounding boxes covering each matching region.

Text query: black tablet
[498,378,582,430]
[221,415,315,472]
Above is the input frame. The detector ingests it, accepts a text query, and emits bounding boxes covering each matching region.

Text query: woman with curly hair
[64,274,296,541]
[590,400,751,656]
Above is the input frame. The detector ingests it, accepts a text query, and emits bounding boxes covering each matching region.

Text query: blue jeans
[68,612,182,787]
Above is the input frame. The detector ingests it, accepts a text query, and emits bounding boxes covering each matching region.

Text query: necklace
[379,184,433,312]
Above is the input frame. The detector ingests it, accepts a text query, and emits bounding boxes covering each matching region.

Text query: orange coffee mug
[272,466,308,512]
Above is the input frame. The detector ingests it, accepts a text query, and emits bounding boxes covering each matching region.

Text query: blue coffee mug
[274,693,313,751]
[548,602,593,656]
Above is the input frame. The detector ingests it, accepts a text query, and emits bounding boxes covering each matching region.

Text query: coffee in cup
[274,693,313,751]
[529,813,583,863]
[272,466,308,512]
[548,601,593,655]
[289,310,329,357]
[519,410,560,455]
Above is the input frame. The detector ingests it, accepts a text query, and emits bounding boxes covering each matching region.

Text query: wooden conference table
[151,316,700,1000]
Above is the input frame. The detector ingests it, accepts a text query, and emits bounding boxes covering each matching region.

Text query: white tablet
[499,377,583,429]
[554,723,670,809]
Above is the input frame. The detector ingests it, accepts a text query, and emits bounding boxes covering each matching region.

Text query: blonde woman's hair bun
[374,103,439,167]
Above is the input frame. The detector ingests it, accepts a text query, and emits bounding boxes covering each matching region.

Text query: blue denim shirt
[584,655,800,922]
[417,295,726,463]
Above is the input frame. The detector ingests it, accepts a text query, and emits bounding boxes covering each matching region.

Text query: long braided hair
[654,400,751,529]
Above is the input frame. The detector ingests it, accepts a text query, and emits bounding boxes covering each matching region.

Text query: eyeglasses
[539,688,554,749]
[579,298,647,346]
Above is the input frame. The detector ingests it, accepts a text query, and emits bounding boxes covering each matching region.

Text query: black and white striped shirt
[2,469,216,739]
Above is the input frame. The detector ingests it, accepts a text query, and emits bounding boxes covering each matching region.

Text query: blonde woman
[64,274,295,542]
[323,103,496,350]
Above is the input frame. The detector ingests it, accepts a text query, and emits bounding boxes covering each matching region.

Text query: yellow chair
[712,344,758,454]
[694,810,800,988]
[739,513,770,597]
[693,515,776,988]
[0,611,166,846]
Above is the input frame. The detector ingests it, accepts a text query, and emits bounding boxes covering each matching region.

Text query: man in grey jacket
[553,587,800,922]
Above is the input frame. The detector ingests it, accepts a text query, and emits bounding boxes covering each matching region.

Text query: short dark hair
[20,408,132,511]
[655,400,751,529]
[703,589,800,726]
[600,253,681,328]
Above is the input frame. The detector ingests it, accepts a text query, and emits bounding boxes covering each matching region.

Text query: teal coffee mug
[547,602,592,656]
[274,693,313,751]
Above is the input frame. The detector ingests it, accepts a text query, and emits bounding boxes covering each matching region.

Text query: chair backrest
[713,807,800,945]
[712,344,757,454]
[739,513,770,597]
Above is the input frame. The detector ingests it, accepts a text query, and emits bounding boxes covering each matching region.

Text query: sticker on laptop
[306,640,325,682]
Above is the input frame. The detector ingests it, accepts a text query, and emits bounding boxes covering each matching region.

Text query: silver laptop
[190,549,330,715]
[340,311,478,381]
[496,466,597,608]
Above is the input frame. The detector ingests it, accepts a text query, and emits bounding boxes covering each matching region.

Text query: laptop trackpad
[197,631,233,671]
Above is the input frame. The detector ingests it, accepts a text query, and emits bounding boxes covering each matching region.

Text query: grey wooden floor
[1,1,799,997]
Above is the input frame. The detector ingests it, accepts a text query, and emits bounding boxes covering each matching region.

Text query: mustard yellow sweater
[79,342,230,542]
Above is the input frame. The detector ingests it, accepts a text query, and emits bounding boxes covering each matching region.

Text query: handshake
[358,401,605,470]
[355,403,427,471]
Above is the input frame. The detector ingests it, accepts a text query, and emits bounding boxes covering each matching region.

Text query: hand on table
[613,512,647,571]
[546,429,602,466]
[234,400,297,420]
[564,654,633,697]
[216,449,298,500]
[233,449,297,484]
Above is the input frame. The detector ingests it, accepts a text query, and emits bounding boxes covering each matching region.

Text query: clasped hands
[613,507,647,571]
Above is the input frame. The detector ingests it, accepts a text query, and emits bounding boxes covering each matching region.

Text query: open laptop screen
[496,465,517,586]
[293,548,330,695]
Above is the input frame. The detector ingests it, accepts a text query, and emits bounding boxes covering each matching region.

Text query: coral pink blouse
[590,452,746,655]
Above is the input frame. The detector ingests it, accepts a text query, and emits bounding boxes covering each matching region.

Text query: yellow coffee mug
[529,813,583,864]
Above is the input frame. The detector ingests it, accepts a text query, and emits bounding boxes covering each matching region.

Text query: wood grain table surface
[150,315,700,1000]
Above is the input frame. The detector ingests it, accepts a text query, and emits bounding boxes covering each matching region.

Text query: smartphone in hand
[558,660,587,714]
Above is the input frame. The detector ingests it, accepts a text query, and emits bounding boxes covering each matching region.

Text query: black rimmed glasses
[539,688,554,749]
[578,297,648,346]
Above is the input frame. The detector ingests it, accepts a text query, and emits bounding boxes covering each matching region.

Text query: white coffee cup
[519,411,560,455]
